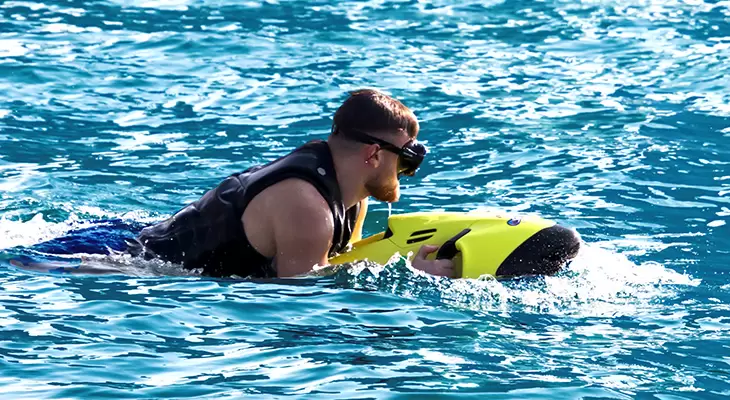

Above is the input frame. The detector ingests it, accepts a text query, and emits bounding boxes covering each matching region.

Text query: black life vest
[125,140,360,278]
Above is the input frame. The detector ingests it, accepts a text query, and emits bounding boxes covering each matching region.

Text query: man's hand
[410,245,455,278]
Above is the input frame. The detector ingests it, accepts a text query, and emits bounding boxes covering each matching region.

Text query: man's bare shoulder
[242,178,333,261]
[246,178,333,233]
[261,178,331,214]
[248,178,335,277]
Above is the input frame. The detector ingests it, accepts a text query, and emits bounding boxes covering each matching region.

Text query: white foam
[0,213,90,250]
[41,23,86,34]
[0,207,158,250]
[0,39,28,58]
[106,0,190,10]
[337,241,699,318]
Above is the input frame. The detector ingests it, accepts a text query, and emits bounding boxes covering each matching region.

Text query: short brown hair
[331,89,419,138]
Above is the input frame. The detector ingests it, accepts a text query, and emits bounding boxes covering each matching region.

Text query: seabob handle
[435,229,472,260]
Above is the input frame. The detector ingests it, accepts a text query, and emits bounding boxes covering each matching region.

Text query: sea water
[1,0,729,398]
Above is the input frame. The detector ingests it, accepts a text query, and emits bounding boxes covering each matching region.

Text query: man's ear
[364,144,382,168]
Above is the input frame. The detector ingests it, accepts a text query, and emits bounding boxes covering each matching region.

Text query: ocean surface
[1,0,729,398]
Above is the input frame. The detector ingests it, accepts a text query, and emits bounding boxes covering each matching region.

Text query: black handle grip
[435,229,472,260]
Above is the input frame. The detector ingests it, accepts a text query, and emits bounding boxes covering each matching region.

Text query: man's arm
[270,181,335,278]
[349,198,368,244]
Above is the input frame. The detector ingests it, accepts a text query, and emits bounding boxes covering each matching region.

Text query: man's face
[365,131,414,203]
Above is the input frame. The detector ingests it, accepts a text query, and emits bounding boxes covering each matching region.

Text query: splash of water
[0,213,700,320]
[0,205,158,250]
[323,242,699,318]
[0,213,92,250]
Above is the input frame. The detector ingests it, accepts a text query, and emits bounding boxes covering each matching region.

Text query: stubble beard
[365,174,400,203]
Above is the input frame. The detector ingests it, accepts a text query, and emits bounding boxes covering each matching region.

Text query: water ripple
[2,0,730,397]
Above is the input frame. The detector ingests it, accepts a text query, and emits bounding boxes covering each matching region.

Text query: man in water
[125,89,454,279]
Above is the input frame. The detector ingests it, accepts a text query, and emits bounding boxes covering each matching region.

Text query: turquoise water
[1,0,729,397]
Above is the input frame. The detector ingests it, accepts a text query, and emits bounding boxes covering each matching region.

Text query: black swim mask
[334,126,427,177]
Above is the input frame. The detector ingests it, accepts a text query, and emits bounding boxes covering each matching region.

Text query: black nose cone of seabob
[495,225,581,278]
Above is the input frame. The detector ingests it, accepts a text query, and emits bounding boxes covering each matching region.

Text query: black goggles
[336,128,427,177]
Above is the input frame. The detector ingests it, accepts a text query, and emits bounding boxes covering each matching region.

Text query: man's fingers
[415,245,439,260]
[412,248,458,278]
[437,260,455,277]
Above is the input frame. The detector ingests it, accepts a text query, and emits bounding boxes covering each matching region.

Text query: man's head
[328,89,424,203]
